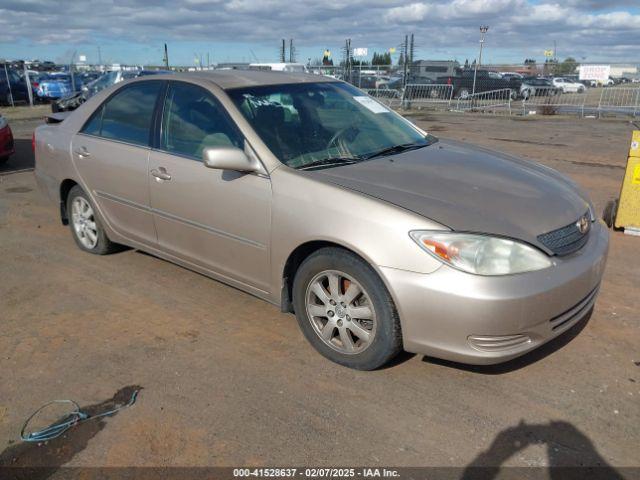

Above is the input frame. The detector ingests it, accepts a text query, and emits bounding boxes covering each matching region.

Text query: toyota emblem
[576,215,590,234]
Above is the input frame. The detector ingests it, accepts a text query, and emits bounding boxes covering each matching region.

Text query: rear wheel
[67,185,120,255]
[292,247,402,370]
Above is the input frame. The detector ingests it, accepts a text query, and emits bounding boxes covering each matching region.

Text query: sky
[1,0,639,66]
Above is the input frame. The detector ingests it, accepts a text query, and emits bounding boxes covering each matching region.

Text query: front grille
[537,211,590,255]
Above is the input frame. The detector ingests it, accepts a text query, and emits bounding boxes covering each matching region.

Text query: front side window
[160,82,243,159]
[81,81,161,147]
[227,82,433,169]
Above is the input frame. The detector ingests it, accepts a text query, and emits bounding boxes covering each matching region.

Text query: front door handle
[151,167,172,181]
[74,146,91,158]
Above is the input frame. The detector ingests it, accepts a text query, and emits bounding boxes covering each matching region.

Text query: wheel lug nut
[337,320,343,327]
[328,311,334,317]
[346,315,351,321]
[330,299,336,306]
[340,302,346,307]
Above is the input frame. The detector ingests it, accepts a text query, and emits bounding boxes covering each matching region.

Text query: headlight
[0,116,7,130]
[409,231,553,276]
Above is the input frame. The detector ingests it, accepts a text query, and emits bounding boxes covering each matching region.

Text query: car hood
[306,139,590,252]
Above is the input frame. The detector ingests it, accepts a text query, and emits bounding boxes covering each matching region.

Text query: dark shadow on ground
[422,308,593,374]
[0,385,142,480]
[461,420,625,480]
[0,139,34,174]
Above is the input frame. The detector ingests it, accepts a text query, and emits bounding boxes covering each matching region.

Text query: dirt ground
[0,108,638,473]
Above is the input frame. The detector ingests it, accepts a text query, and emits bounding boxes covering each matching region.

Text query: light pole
[472,25,489,96]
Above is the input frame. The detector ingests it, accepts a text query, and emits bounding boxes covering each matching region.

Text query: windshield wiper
[297,156,362,171]
[363,142,431,160]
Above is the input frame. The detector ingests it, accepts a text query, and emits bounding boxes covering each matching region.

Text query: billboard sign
[579,64,610,81]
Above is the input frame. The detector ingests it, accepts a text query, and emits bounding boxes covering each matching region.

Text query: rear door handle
[151,168,172,181]
[74,146,91,158]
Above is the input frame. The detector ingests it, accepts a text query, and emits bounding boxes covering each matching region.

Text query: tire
[67,185,120,255]
[292,247,402,370]
[602,199,618,229]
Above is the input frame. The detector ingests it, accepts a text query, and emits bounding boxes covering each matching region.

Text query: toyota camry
[34,71,608,370]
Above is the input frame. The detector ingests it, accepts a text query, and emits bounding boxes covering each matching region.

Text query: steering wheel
[326,126,359,153]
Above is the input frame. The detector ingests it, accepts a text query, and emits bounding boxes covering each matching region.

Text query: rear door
[71,80,163,246]
[148,81,271,291]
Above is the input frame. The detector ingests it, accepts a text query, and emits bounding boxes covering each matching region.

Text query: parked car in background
[34,71,608,370]
[551,77,586,93]
[53,70,144,112]
[438,69,521,99]
[36,73,84,100]
[0,67,30,105]
[520,77,560,99]
[0,113,15,165]
[500,72,524,82]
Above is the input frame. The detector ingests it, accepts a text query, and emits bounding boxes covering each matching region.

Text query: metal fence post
[23,64,34,107]
[3,64,14,107]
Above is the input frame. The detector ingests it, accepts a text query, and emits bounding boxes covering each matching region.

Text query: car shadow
[461,419,626,480]
[0,385,141,480]
[0,138,34,174]
[422,308,593,375]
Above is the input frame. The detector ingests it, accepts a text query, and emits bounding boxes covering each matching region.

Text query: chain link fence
[308,63,640,119]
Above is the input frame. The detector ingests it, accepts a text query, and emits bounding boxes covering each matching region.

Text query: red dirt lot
[0,111,638,472]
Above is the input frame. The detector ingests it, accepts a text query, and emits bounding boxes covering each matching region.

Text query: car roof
[149,70,336,90]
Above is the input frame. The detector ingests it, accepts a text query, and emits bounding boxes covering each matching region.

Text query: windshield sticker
[353,96,390,114]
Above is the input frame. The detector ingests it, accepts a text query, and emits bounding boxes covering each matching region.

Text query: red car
[0,113,15,165]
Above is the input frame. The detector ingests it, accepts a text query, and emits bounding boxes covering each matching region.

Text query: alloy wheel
[305,270,377,355]
[71,196,98,249]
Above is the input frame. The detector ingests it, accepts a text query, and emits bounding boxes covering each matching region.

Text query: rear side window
[81,81,161,147]
[160,82,243,160]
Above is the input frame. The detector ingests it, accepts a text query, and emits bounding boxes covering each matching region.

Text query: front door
[71,80,163,246]
[148,81,271,291]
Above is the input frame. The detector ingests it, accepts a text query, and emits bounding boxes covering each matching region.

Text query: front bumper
[381,221,609,365]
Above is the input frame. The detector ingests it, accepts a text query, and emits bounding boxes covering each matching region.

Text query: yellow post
[615,130,640,233]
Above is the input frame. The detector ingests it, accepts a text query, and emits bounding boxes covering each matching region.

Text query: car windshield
[227,82,432,169]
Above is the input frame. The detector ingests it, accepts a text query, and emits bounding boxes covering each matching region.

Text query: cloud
[0,0,638,63]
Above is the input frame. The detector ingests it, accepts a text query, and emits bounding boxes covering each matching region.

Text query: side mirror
[202,146,260,173]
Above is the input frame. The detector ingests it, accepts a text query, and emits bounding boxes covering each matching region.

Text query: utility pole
[280,39,286,63]
[343,39,352,83]
[163,43,169,68]
[472,25,489,95]
[402,35,409,88]
[97,46,102,66]
[289,39,295,63]
[408,33,415,81]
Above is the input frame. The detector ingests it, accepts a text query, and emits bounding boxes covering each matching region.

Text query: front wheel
[67,185,120,255]
[457,88,470,99]
[292,248,402,370]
